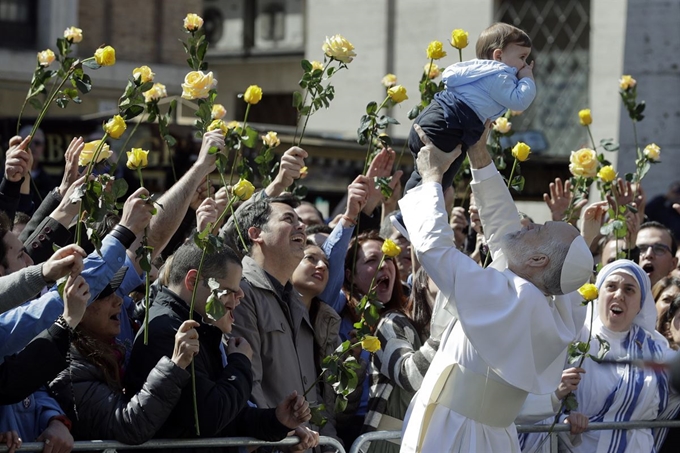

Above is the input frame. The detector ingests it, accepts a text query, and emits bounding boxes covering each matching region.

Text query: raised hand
[119,187,155,235]
[266,147,308,196]
[196,130,225,174]
[344,175,370,222]
[62,275,90,329]
[413,124,461,184]
[5,135,32,183]
[58,137,85,198]
[195,197,219,233]
[41,244,87,282]
[543,178,587,222]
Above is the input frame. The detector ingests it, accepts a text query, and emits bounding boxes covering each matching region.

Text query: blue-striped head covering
[595,259,657,333]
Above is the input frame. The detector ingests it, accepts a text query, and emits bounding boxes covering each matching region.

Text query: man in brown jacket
[231,183,338,448]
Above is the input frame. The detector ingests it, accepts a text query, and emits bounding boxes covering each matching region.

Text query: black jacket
[124,286,289,447]
[0,323,69,404]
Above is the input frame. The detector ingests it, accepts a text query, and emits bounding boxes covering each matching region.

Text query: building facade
[0,0,675,221]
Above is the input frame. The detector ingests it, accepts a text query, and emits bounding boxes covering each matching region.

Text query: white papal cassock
[397,165,587,453]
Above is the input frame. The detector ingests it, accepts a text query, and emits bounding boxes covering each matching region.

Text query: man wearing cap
[397,124,592,453]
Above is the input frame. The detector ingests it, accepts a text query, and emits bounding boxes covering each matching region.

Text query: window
[260,3,285,41]
[496,0,591,155]
[234,93,297,127]
[0,0,37,49]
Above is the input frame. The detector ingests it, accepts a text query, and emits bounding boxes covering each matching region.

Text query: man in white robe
[397,124,593,453]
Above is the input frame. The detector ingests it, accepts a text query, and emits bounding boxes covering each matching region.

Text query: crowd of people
[2,22,680,453]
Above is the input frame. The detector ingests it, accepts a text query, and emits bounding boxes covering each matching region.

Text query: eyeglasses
[638,243,672,256]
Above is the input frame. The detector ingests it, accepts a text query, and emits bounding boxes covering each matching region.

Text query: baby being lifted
[404,22,536,193]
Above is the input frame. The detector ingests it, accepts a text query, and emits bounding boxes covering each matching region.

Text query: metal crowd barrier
[349,420,680,453]
[0,435,345,452]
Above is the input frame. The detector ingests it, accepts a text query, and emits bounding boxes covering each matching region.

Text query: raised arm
[147,130,222,258]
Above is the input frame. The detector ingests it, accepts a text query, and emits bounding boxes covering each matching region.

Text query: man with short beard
[396,124,593,453]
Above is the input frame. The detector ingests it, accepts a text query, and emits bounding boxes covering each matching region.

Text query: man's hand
[344,175,370,222]
[450,207,468,249]
[413,124,461,184]
[119,187,155,235]
[227,336,253,361]
[0,430,21,453]
[62,275,90,329]
[51,175,91,228]
[58,137,84,198]
[195,197,219,233]
[288,426,320,452]
[364,147,403,214]
[36,419,73,453]
[42,244,87,282]
[195,130,224,174]
[581,201,608,248]
[276,391,311,429]
[543,178,588,223]
[189,177,213,211]
[466,122,492,169]
[266,147,308,196]
[172,320,200,369]
[5,135,31,182]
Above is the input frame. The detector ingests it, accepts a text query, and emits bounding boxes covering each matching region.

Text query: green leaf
[292,90,303,109]
[111,178,129,200]
[366,101,377,115]
[638,161,651,181]
[240,126,259,148]
[564,392,579,412]
[374,176,393,199]
[28,97,43,111]
[334,395,348,413]
[510,175,525,192]
[74,73,92,94]
[205,294,227,322]
[56,276,67,299]
[407,105,422,120]
[309,404,327,428]
[595,334,610,360]
[301,59,313,72]
[82,59,101,70]
[122,105,145,120]
[600,139,620,152]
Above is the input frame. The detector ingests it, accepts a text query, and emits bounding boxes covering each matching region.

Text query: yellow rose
[361,335,381,353]
[569,148,598,178]
[511,142,531,162]
[493,117,512,134]
[243,85,263,105]
[184,13,204,32]
[387,85,408,104]
[226,121,241,131]
[79,140,112,167]
[310,60,324,72]
[233,179,255,201]
[578,283,598,301]
[426,40,447,60]
[578,109,592,126]
[381,74,397,88]
[126,148,149,170]
[381,238,402,258]
[423,62,441,79]
[143,83,167,103]
[299,166,308,179]
[181,71,217,100]
[207,119,228,136]
[132,66,155,83]
[211,103,227,119]
[63,26,83,43]
[104,115,127,140]
[597,165,617,183]
[94,46,116,66]
[262,131,280,148]
[450,29,469,49]
[643,143,661,161]
[37,49,55,67]
[619,75,636,91]
[322,34,357,64]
